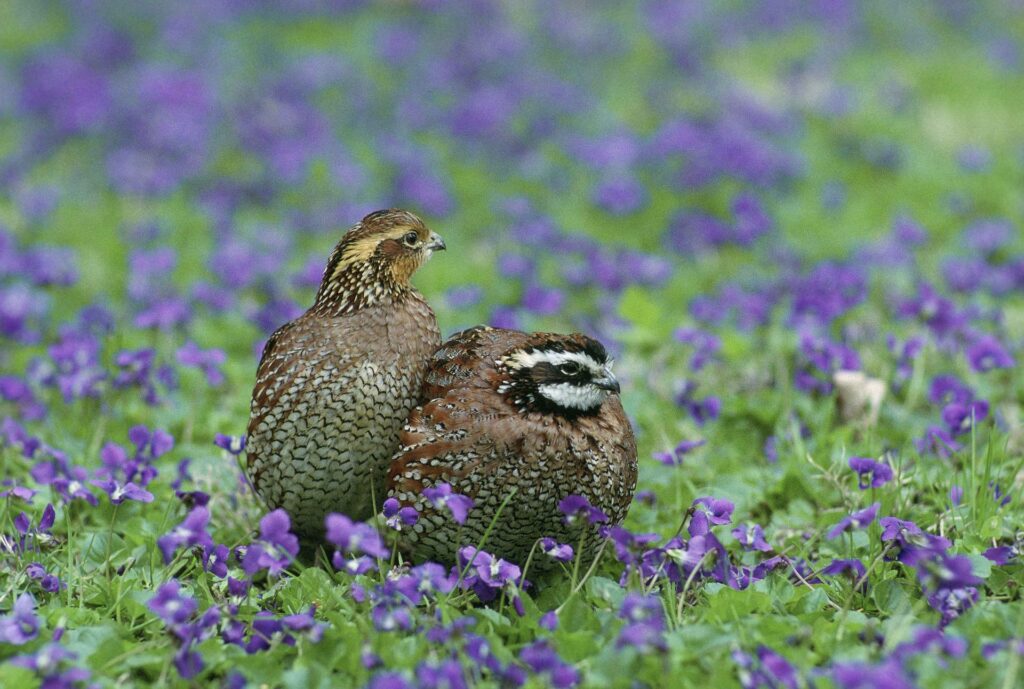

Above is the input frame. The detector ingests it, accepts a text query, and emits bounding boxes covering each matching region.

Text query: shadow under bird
[245,209,445,543]
[388,326,638,568]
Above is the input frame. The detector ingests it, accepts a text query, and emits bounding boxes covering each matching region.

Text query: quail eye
[402,231,419,246]
[560,362,583,375]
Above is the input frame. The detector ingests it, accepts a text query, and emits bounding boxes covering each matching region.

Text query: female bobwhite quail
[246,209,445,542]
[387,326,638,567]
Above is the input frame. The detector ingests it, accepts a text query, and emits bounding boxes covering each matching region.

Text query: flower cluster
[148,581,220,678]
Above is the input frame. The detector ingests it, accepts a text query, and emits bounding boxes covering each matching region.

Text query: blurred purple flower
[674,381,721,424]
[593,175,647,215]
[242,509,300,577]
[966,335,1014,372]
[148,580,198,626]
[519,641,579,688]
[794,332,860,394]
[445,285,484,309]
[497,253,536,280]
[832,660,913,689]
[92,479,154,505]
[822,557,867,582]
[983,545,1017,565]
[732,646,800,689]
[848,457,893,489]
[617,593,666,652]
[927,586,980,627]
[963,218,1013,255]
[915,425,962,459]
[879,517,950,564]
[458,546,524,609]
[558,494,608,525]
[134,296,191,330]
[0,592,39,645]
[158,506,215,564]
[732,523,771,552]
[826,502,879,540]
[521,284,565,315]
[942,399,989,436]
[21,52,111,134]
[382,498,419,531]
[203,544,231,578]
[691,496,734,535]
[177,341,227,386]
[423,483,474,524]
[214,433,246,455]
[653,438,705,467]
[895,283,970,342]
[674,327,721,371]
[26,562,63,593]
[539,537,574,562]
[325,513,388,574]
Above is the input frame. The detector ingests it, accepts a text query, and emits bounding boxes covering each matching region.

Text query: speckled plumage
[387,326,638,567]
[246,209,443,541]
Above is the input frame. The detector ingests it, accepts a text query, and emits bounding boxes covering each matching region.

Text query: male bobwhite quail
[246,209,445,542]
[387,326,638,567]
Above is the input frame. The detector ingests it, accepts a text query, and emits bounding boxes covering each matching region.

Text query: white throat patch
[536,382,610,411]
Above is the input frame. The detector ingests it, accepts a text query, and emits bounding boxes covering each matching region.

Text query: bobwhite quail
[246,209,445,542]
[387,326,638,567]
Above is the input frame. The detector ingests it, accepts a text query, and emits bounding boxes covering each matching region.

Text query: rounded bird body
[246,209,444,541]
[388,326,638,567]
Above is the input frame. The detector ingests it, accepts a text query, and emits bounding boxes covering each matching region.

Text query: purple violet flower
[382,498,419,531]
[732,646,800,689]
[832,659,914,689]
[558,494,608,525]
[879,517,951,563]
[690,496,734,535]
[148,580,198,626]
[26,562,63,593]
[158,506,214,564]
[519,641,579,689]
[539,538,575,562]
[0,592,40,645]
[242,509,299,577]
[422,483,474,524]
[822,558,867,581]
[966,335,1014,372]
[177,341,227,386]
[616,593,666,652]
[848,457,894,489]
[827,502,880,540]
[213,433,246,455]
[91,479,154,504]
[325,513,388,574]
[458,546,525,608]
[654,438,706,466]
[732,523,771,552]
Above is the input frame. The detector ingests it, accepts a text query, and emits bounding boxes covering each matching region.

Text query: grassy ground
[1,2,1023,688]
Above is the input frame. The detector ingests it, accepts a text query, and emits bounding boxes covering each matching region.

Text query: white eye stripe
[505,349,605,374]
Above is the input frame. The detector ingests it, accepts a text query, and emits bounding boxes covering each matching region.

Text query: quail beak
[594,369,621,394]
[424,232,447,253]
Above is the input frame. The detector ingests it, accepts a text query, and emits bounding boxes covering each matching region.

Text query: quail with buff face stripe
[246,209,445,543]
[387,326,638,568]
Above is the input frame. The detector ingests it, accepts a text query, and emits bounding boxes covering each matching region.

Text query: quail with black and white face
[246,209,444,544]
[387,326,638,568]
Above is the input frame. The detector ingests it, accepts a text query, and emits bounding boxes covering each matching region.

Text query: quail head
[246,209,445,543]
[387,326,638,568]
